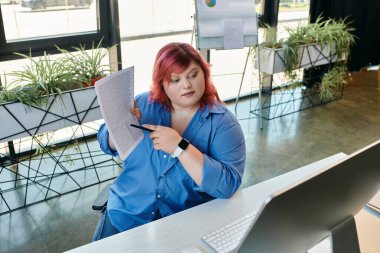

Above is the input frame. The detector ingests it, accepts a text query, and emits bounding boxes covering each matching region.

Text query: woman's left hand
[143,124,182,154]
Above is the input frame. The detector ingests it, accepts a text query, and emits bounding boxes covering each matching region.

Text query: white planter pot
[256,43,346,74]
[0,87,102,143]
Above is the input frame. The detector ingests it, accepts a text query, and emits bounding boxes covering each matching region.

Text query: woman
[93,42,246,240]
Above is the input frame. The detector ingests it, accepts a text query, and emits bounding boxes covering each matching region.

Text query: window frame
[259,0,280,28]
[0,0,119,61]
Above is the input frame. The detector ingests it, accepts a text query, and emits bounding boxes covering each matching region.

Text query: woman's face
[163,61,205,110]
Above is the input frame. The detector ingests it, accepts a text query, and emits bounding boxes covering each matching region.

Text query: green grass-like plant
[0,41,110,107]
[261,16,355,78]
[57,39,110,86]
[281,16,355,79]
[2,52,83,106]
[259,15,356,99]
[318,65,348,99]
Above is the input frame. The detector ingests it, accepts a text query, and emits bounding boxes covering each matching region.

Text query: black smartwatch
[171,138,190,158]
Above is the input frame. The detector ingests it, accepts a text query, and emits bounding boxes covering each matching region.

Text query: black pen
[130,124,153,132]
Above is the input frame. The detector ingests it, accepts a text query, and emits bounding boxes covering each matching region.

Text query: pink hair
[149,42,222,110]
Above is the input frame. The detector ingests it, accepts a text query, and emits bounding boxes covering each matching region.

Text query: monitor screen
[237,140,380,253]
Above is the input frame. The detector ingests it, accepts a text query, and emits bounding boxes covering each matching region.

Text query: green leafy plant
[259,16,356,99]
[57,39,110,87]
[0,81,41,107]
[3,51,83,106]
[260,24,280,49]
[281,16,355,79]
[318,65,349,99]
[0,40,110,106]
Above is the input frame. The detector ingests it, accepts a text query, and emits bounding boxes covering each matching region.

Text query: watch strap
[171,146,184,158]
[171,138,189,158]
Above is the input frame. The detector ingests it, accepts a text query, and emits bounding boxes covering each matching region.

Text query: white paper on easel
[195,0,258,50]
[223,19,244,49]
[95,66,144,160]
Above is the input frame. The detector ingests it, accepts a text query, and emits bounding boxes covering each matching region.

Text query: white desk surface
[65,153,378,253]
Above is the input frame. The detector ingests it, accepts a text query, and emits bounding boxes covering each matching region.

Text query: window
[277,0,310,40]
[0,0,116,62]
[118,0,194,96]
[119,0,264,101]
[1,0,97,42]
[119,0,194,38]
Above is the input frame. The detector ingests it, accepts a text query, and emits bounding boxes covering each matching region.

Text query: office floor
[1,68,379,253]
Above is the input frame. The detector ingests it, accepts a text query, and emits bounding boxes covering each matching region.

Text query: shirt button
[157,194,161,199]
[152,211,155,215]
[163,155,167,158]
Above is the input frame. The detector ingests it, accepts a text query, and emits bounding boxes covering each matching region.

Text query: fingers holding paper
[143,124,181,154]
[129,100,142,121]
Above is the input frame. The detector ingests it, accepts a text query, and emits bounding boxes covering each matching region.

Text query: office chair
[92,183,112,210]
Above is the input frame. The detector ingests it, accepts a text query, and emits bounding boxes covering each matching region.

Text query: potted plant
[5,51,83,105]
[256,16,355,93]
[57,39,110,87]
[318,65,349,99]
[0,48,105,143]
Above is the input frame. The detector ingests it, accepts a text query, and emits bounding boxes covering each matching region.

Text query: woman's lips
[182,91,195,97]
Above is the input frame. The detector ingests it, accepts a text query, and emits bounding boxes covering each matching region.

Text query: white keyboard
[201,212,257,253]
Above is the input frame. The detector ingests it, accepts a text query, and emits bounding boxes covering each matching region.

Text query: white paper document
[95,66,144,160]
[223,19,244,49]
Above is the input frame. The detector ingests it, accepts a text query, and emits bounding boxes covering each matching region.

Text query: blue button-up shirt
[98,92,246,232]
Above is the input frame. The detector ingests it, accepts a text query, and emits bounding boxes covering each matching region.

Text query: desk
[65,153,379,253]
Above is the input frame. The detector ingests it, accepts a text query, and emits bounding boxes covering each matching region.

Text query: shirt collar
[201,100,226,118]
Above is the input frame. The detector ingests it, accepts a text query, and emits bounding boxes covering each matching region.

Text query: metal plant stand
[0,88,121,215]
[250,43,346,120]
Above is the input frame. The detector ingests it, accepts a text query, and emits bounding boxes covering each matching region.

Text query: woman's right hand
[130,100,142,121]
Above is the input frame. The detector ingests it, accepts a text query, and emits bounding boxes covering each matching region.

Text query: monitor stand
[307,216,360,253]
[330,216,360,253]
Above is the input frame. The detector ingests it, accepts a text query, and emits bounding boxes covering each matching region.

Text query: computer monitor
[194,0,258,50]
[237,140,380,253]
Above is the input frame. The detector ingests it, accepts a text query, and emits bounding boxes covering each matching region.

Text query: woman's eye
[189,71,198,79]
[171,79,179,84]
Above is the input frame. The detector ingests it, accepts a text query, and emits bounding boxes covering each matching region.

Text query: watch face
[178,139,190,150]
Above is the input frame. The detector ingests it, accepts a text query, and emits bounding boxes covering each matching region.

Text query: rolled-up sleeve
[98,123,119,157]
[200,113,246,199]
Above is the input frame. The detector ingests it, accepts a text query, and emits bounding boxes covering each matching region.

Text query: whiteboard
[195,0,258,50]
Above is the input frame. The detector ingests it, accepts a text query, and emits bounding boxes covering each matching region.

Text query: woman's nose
[183,79,192,89]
